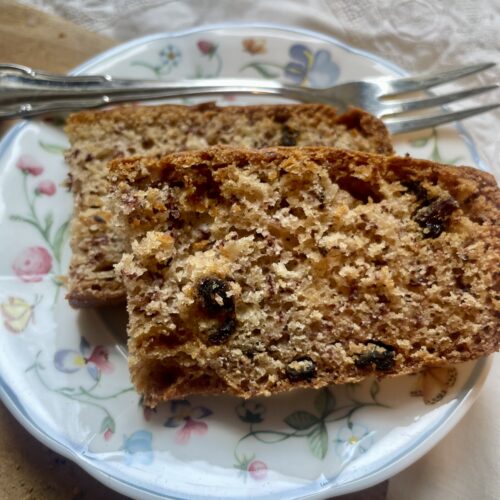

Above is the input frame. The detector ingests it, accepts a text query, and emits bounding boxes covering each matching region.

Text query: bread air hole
[147,362,185,390]
[336,176,382,203]
[142,333,188,351]
[141,138,155,150]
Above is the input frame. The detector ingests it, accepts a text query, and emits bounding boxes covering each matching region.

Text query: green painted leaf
[410,137,430,147]
[308,423,328,459]
[314,388,335,417]
[59,387,76,393]
[52,220,69,262]
[193,65,203,78]
[44,213,54,235]
[100,415,115,433]
[10,214,37,226]
[239,62,280,79]
[284,410,319,430]
[370,380,380,400]
[431,148,444,163]
[39,141,66,154]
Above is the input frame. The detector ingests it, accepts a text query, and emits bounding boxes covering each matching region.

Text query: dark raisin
[355,341,395,371]
[208,317,236,345]
[402,180,430,205]
[280,125,299,146]
[85,153,94,162]
[286,356,317,381]
[337,176,382,203]
[274,108,291,123]
[413,197,458,238]
[198,277,235,314]
[93,215,105,223]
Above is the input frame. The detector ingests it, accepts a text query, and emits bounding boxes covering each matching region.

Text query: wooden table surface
[0,1,128,498]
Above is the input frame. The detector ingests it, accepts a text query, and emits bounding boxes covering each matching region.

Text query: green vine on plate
[39,141,67,154]
[131,44,181,78]
[26,349,134,441]
[239,61,283,79]
[10,154,70,305]
[410,128,463,164]
[234,382,387,465]
[193,40,223,78]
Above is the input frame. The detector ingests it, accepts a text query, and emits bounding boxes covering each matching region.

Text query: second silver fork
[0,62,498,134]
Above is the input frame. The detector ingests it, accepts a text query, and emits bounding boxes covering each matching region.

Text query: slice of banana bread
[111,146,499,406]
[65,103,393,307]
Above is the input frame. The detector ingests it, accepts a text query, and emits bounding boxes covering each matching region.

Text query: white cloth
[15,1,500,499]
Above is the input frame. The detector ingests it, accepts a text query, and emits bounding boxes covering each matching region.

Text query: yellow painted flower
[411,366,458,405]
[0,296,36,333]
[242,38,267,55]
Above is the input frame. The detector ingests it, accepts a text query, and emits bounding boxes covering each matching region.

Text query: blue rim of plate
[0,23,493,500]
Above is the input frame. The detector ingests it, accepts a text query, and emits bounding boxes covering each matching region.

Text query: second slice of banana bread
[65,103,393,307]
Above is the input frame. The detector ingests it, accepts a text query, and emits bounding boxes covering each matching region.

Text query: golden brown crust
[65,103,393,308]
[111,146,499,406]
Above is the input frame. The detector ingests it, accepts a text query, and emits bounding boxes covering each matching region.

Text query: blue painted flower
[123,430,153,466]
[54,336,113,380]
[164,399,212,445]
[159,44,181,68]
[334,422,374,462]
[284,44,340,87]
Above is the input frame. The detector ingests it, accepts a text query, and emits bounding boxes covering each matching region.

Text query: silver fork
[0,62,498,134]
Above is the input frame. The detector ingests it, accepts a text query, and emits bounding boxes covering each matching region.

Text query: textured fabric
[16,1,500,499]
[17,0,500,178]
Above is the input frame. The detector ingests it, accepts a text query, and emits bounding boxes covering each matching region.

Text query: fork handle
[0,63,340,119]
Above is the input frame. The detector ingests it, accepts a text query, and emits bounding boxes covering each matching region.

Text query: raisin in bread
[110,146,499,406]
[65,103,393,307]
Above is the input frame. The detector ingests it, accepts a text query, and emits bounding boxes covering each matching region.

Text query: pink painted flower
[16,155,44,176]
[197,40,217,57]
[54,337,114,380]
[101,415,115,441]
[12,246,52,282]
[35,180,56,196]
[248,460,268,481]
[164,400,212,445]
[86,345,114,374]
[174,418,208,445]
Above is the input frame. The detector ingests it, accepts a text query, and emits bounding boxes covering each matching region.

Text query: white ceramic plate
[0,24,494,500]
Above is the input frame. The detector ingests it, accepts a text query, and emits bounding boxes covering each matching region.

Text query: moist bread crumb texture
[111,147,500,406]
[65,103,393,307]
